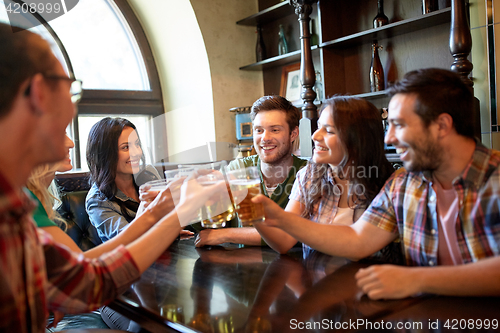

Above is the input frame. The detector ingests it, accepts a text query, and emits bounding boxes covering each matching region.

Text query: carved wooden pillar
[450,0,473,87]
[450,0,481,138]
[291,0,317,157]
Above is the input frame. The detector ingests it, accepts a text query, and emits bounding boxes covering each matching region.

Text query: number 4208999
[444,319,498,330]
[6,2,63,14]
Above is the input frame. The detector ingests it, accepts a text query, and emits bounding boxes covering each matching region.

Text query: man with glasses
[38,74,83,103]
[0,23,220,332]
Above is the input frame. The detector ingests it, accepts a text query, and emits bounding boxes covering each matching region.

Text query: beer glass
[140,168,198,224]
[141,178,171,191]
[228,166,265,227]
[164,167,202,224]
[245,316,272,333]
[160,304,185,323]
[184,161,235,229]
[141,167,195,192]
[214,315,234,333]
[188,313,214,333]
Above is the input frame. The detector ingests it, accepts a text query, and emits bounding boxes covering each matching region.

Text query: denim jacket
[86,165,160,242]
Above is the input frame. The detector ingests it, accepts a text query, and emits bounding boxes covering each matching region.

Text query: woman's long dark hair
[86,117,145,201]
[302,96,394,219]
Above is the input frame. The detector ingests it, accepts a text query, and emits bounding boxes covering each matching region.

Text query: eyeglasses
[43,75,83,104]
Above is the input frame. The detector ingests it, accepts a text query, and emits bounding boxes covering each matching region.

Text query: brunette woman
[255,96,399,262]
[85,117,161,242]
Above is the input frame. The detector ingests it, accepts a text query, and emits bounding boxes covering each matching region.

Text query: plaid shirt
[290,163,366,255]
[290,163,365,224]
[0,172,140,333]
[361,143,500,266]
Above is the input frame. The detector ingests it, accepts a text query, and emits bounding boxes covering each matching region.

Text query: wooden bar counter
[109,238,500,332]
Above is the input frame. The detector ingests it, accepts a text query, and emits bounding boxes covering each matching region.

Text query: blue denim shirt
[86,166,160,242]
[86,184,137,242]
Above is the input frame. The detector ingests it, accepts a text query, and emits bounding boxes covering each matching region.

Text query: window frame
[73,0,165,169]
[3,0,166,169]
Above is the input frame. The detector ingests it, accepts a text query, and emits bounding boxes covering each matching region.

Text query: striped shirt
[361,143,500,266]
[0,172,140,333]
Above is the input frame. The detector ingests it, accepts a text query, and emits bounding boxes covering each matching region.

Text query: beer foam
[229,179,261,186]
[198,180,220,186]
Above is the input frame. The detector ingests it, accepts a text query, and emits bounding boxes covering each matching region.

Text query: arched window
[0,0,164,170]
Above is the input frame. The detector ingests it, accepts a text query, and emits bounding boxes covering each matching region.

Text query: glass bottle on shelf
[256,25,266,62]
[313,71,323,102]
[370,40,385,92]
[310,19,319,46]
[422,0,438,14]
[373,0,389,28]
[278,24,288,56]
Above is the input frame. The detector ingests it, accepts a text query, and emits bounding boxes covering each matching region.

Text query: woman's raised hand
[251,194,286,228]
[141,177,184,221]
[175,171,228,227]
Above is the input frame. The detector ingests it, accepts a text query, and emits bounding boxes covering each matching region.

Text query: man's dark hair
[250,95,301,133]
[388,68,474,139]
[0,23,57,118]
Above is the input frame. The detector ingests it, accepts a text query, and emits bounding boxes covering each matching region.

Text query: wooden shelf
[353,90,389,99]
[320,8,451,49]
[240,46,319,71]
[237,2,294,26]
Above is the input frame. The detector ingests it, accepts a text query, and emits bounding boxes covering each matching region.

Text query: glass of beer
[141,168,196,221]
[164,167,202,224]
[188,161,235,229]
[141,178,171,191]
[142,167,195,192]
[160,304,185,323]
[228,166,265,227]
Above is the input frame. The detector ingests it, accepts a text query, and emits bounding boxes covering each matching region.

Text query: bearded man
[195,95,307,247]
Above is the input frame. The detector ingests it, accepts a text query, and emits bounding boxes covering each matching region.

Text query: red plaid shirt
[361,143,500,266]
[0,172,140,333]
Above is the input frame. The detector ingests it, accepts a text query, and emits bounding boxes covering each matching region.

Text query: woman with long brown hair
[255,96,397,259]
[85,117,161,242]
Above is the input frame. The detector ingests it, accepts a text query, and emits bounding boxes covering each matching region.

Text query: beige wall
[470,0,500,149]
[128,0,263,161]
[190,0,264,145]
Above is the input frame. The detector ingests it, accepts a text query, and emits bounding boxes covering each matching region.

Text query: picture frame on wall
[280,63,301,105]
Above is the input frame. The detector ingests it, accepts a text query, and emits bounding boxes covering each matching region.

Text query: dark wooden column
[449,0,481,139]
[291,0,317,157]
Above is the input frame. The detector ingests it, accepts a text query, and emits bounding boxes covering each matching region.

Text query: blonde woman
[27,135,193,331]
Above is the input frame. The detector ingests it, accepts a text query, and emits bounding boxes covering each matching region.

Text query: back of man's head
[0,23,56,119]
[250,95,301,133]
[388,68,474,139]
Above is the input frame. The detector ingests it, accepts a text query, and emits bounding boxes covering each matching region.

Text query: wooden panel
[239,0,457,116]
[263,66,284,95]
[262,55,322,98]
[318,0,344,41]
[322,21,452,96]
[258,0,282,12]
[261,13,301,59]
[239,3,319,69]
[321,8,451,48]
[238,2,293,26]
[322,48,347,94]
